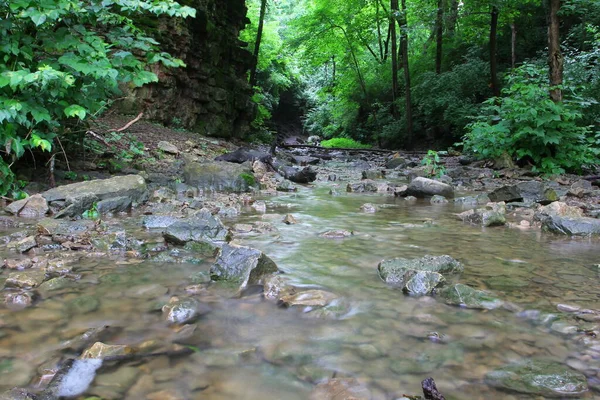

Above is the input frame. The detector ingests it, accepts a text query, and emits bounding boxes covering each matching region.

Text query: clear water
[1,180,599,399]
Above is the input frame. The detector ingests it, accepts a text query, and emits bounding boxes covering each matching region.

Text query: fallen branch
[281,144,393,154]
[115,112,144,133]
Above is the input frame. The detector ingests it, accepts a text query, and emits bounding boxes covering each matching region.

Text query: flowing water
[1,174,600,399]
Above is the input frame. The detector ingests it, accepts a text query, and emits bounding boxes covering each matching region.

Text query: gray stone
[16,236,37,253]
[378,255,462,294]
[276,179,297,192]
[37,219,96,238]
[184,160,255,192]
[280,166,317,184]
[42,174,148,207]
[517,181,558,203]
[430,195,448,204]
[5,270,46,289]
[360,203,377,213]
[163,210,230,245]
[162,297,209,325]
[210,243,279,289]
[488,185,522,202]
[457,202,506,227]
[279,290,338,308]
[406,177,454,198]
[485,360,588,397]
[96,196,132,214]
[157,141,180,155]
[142,215,180,229]
[385,157,407,169]
[4,194,49,217]
[438,283,504,309]
[542,215,600,236]
[292,156,320,165]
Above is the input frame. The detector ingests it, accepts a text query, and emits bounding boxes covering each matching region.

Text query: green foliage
[463,63,597,175]
[239,172,256,187]
[320,137,371,149]
[82,202,99,220]
[422,150,446,178]
[0,0,195,196]
[64,171,78,180]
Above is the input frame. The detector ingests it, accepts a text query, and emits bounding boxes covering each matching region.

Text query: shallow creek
[1,175,600,399]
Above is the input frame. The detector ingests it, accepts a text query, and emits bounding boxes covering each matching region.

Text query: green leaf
[64,104,87,119]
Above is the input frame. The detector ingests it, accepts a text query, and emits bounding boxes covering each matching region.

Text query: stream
[1,162,600,399]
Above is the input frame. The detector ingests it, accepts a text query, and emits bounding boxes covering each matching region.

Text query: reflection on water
[1,181,599,399]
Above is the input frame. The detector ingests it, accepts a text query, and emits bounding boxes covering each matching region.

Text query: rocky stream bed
[1,137,600,400]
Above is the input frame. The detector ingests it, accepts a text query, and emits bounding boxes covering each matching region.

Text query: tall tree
[548,0,563,102]
[435,0,445,74]
[249,0,268,87]
[489,5,500,96]
[391,0,400,117]
[447,0,459,35]
[400,0,414,145]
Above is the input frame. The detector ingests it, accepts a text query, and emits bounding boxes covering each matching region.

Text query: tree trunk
[511,22,517,70]
[390,0,400,118]
[489,5,500,97]
[377,0,384,60]
[447,0,459,36]
[249,0,267,88]
[400,0,414,147]
[435,0,444,74]
[548,0,563,102]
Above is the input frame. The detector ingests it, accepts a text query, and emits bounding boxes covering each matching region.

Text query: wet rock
[282,214,297,224]
[362,170,384,180]
[210,243,279,289]
[280,166,317,184]
[163,210,230,245]
[142,215,179,229]
[157,140,179,155]
[277,179,297,192]
[162,297,210,325]
[537,201,584,218]
[485,360,588,397]
[0,388,38,399]
[438,284,504,309]
[184,160,255,192]
[457,202,506,227]
[347,181,380,193]
[263,275,292,300]
[0,358,36,388]
[16,236,37,253]
[310,378,370,400]
[488,185,522,203]
[406,177,454,199]
[252,201,266,213]
[233,224,253,233]
[4,194,49,217]
[360,203,377,213]
[279,290,338,308]
[402,271,446,295]
[37,218,96,237]
[378,255,463,286]
[3,258,33,270]
[541,215,600,236]
[430,195,448,204]
[38,276,71,293]
[81,342,134,359]
[454,194,491,205]
[4,270,46,288]
[517,181,558,203]
[5,291,36,309]
[320,230,353,239]
[42,175,148,214]
[125,284,168,299]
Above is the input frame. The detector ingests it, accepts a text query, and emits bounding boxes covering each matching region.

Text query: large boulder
[541,215,600,236]
[215,147,272,164]
[378,255,463,295]
[163,210,230,245]
[406,177,454,198]
[438,283,504,310]
[485,360,588,397]
[489,182,558,204]
[41,175,148,217]
[210,243,279,289]
[488,185,521,203]
[457,202,506,227]
[4,194,49,217]
[184,161,256,192]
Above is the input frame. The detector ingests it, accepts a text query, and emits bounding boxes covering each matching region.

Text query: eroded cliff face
[124,0,254,138]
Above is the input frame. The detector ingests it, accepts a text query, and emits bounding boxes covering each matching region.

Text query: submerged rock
[309,378,370,400]
[320,230,353,239]
[162,297,210,325]
[485,360,588,397]
[4,270,46,289]
[81,342,133,359]
[378,255,463,295]
[279,290,338,308]
[210,243,279,289]
[406,177,454,198]
[438,283,504,309]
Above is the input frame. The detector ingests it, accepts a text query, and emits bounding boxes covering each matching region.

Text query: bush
[320,137,371,149]
[0,0,195,196]
[462,63,597,175]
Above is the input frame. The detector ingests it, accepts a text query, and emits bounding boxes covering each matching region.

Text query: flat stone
[184,160,255,192]
[162,210,230,245]
[162,297,210,325]
[157,141,180,155]
[457,202,506,227]
[3,258,33,270]
[406,177,454,198]
[16,236,37,253]
[320,230,353,239]
[438,283,504,310]
[4,270,46,288]
[81,342,134,359]
[279,290,338,308]
[378,255,463,286]
[4,194,49,217]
